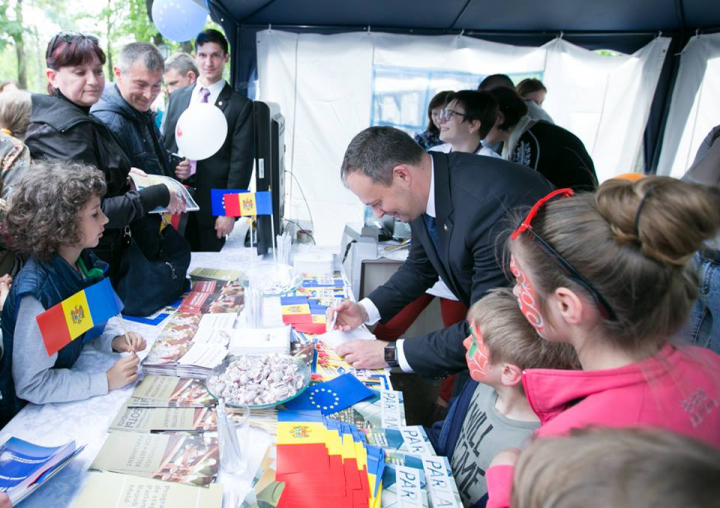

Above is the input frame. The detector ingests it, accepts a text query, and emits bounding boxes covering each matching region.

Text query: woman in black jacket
[25,32,185,283]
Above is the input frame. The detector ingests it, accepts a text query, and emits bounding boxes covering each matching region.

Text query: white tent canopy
[257,30,669,245]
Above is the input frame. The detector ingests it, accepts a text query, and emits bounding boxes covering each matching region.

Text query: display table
[0,230,276,507]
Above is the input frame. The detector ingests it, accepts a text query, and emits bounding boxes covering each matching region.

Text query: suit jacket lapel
[214,83,232,113]
[429,152,460,297]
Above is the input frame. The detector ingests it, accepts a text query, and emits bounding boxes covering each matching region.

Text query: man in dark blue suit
[332,126,554,378]
[163,29,254,252]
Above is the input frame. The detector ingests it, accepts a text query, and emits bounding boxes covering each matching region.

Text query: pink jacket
[487,345,720,508]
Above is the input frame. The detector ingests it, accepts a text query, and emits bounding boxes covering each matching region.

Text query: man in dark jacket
[163,29,254,252]
[92,42,175,177]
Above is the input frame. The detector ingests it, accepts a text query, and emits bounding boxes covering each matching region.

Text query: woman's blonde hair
[512,427,720,508]
[0,90,31,137]
[510,176,720,353]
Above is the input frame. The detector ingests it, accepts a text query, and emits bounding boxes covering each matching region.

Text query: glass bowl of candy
[206,354,311,409]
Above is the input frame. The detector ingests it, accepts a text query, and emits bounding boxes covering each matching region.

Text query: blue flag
[284,373,375,415]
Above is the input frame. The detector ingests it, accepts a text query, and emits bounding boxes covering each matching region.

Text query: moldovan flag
[210,189,272,217]
[36,278,121,357]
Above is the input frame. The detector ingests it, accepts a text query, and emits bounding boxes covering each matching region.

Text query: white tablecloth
[1,229,273,507]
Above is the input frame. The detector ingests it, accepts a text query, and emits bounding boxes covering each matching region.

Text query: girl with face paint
[487,180,720,508]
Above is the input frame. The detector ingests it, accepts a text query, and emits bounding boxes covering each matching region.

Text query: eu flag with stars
[284,373,375,415]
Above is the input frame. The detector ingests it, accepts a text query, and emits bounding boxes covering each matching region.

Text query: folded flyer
[90,432,219,487]
[74,472,223,508]
[128,375,215,407]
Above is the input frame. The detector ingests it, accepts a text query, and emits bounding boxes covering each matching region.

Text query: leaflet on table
[143,313,202,366]
[190,280,244,294]
[177,343,228,369]
[110,406,217,433]
[365,426,436,457]
[189,267,244,282]
[74,472,223,508]
[328,390,406,431]
[226,326,291,355]
[178,291,244,314]
[301,273,345,288]
[0,437,85,504]
[294,286,347,299]
[319,325,375,350]
[382,452,462,508]
[191,313,237,346]
[128,375,215,407]
[128,174,199,213]
[90,432,219,486]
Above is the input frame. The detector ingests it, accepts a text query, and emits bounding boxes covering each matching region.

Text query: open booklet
[0,437,85,504]
[75,472,223,508]
[128,173,200,214]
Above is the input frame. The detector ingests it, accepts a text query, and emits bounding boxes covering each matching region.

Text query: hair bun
[596,176,720,266]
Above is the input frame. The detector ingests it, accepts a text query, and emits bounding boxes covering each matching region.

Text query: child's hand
[106,354,140,390]
[0,491,10,508]
[111,332,147,353]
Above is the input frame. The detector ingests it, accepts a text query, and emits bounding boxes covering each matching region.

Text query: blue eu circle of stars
[308,387,341,412]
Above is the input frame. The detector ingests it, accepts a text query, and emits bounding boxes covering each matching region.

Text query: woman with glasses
[485,177,720,508]
[24,32,182,283]
[432,90,500,158]
[484,86,597,191]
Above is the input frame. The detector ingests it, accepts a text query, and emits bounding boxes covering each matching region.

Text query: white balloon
[175,104,228,161]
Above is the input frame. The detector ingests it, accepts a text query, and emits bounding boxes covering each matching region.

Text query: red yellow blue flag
[36,278,122,357]
[210,189,272,217]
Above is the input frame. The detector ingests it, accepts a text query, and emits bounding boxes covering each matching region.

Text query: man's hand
[215,216,235,238]
[111,332,147,353]
[335,340,388,369]
[175,159,192,180]
[166,189,187,215]
[328,300,368,332]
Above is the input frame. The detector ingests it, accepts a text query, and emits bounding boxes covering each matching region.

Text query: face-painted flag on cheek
[210,189,272,217]
[36,278,122,357]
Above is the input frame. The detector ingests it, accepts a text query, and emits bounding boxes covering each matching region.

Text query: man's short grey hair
[341,127,424,186]
[165,52,199,77]
[117,42,164,73]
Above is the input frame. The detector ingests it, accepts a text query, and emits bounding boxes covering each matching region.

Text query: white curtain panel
[257,30,669,246]
[657,33,720,178]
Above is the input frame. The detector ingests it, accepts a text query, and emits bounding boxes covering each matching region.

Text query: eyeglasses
[46,32,100,61]
[438,109,467,122]
[511,188,618,321]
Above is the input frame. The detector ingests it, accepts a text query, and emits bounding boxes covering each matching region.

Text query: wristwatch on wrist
[384,342,399,368]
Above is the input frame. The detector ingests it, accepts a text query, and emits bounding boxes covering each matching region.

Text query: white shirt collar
[426,155,436,218]
[192,79,226,104]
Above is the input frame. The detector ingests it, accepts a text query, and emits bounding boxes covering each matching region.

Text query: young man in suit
[163,29,254,252]
[331,126,554,379]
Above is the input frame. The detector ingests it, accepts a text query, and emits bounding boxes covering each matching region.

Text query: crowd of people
[0,26,719,508]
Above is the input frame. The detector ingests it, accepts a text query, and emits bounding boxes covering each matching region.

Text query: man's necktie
[187,88,211,177]
[424,213,440,252]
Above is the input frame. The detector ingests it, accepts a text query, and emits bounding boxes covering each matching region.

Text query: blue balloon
[152,0,208,42]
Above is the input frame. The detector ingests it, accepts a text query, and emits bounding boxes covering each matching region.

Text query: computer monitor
[253,101,286,256]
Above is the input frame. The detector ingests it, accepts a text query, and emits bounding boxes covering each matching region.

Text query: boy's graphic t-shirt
[450,383,539,506]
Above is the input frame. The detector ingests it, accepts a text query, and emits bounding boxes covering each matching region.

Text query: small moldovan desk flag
[36,278,122,357]
[210,189,272,217]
